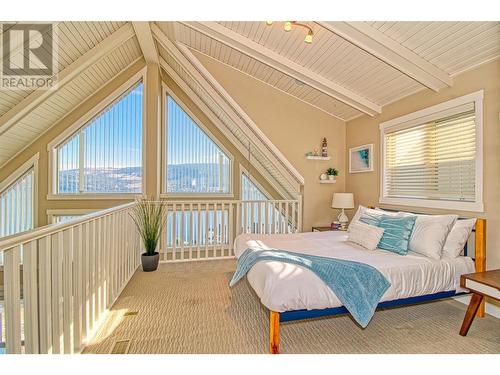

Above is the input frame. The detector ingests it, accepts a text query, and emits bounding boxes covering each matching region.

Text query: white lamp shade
[331,193,354,209]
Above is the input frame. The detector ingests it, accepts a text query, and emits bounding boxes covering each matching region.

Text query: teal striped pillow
[359,213,417,255]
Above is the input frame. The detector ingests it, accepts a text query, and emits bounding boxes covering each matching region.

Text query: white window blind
[166,96,231,194]
[56,81,143,194]
[0,169,34,238]
[384,103,476,203]
[241,172,268,201]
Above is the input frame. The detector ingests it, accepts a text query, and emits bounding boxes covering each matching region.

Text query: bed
[233,218,486,354]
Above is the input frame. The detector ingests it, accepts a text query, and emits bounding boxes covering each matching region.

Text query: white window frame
[47,68,147,200]
[0,152,40,229]
[160,83,234,199]
[379,90,484,212]
[46,208,96,224]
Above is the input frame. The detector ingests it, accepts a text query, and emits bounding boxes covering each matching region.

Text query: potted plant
[130,198,167,272]
[326,168,338,181]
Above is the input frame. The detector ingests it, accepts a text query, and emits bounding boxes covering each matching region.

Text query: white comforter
[234,231,475,312]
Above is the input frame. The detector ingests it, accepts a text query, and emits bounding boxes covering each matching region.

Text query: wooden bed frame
[268,218,486,354]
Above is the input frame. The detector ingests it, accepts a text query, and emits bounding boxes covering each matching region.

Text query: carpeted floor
[83,260,500,354]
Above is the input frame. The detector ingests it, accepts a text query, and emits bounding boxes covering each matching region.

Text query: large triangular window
[55,81,144,194]
[166,96,231,194]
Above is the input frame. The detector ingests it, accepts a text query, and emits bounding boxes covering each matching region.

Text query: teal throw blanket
[230,249,391,327]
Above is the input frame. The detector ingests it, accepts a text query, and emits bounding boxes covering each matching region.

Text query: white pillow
[442,218,476,258]
[347,221,385,251]
[349,205,399,230]
[398,212,458,259]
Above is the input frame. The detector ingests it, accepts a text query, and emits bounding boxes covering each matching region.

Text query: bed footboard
[270,311,280,354]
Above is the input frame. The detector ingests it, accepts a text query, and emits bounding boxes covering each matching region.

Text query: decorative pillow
[398,212,458,260]
[347,221,385,251]
[348,205,400,231]
[360,213,417,255]
[442,218,477,258]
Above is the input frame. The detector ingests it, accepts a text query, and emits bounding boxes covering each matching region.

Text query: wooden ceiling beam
[132,22,159,65]
[180,21,381,116]
[318,21,453,91]
[0,22,135,137]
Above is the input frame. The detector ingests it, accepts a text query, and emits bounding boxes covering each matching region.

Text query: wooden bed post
[270,311,280,354]
[475,218,486,318]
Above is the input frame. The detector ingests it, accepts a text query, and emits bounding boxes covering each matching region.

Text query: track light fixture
[265,21,314,44]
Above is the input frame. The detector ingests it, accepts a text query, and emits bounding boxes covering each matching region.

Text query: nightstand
[312,226,347,232]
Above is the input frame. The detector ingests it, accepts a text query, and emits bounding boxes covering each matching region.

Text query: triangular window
[241,172,269,201]
[0,168,34,238]
[166,96,231,194]
[56,81,143,194]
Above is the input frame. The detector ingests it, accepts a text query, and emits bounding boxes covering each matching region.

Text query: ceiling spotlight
[265,21,314,44]
[304,31,313,44]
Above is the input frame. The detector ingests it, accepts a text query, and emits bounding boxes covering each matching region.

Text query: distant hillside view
[167,163,229,193]
[57,163,228,193]
[58,167,142,193]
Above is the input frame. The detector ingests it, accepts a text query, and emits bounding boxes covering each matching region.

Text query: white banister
[160,199,301,262]
[0,198,300,353]
[0,202,141,354]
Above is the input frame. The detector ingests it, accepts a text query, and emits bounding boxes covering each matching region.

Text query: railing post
[73,224,83,353]
[62,228,74,353]
[38,236,53,353]
[4,245,22,354]
[23,240,39,354]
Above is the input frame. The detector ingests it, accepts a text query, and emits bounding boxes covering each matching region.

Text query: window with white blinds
[0,169,34,238]
[241,172,269,201]
[55,81,143,194]
[380,91,483,211]
[166,96,231,194]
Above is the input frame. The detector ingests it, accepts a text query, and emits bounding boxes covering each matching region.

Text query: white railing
[162,199,302,261]
[0,198,301,354]
[0,202,140,354]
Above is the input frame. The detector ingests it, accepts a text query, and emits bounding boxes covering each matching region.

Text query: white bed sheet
[234,231,475,312]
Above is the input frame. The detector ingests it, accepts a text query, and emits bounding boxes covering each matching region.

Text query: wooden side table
[459,269,500,336]
[312,226,347,232]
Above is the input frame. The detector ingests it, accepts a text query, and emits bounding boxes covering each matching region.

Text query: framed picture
[349,144,373,173]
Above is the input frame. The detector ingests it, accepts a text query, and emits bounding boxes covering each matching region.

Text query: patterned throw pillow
[360,213,417,255]
[347,221,385,251]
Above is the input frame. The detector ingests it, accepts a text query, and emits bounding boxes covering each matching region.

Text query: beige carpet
[84,260,500,354]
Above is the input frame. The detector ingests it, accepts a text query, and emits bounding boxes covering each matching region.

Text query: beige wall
[346,59,500,272]
[193,51,347,230]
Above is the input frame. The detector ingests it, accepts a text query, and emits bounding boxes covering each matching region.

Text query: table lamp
[331,193,354,230]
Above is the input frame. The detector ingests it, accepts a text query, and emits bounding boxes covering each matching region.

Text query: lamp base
[337,209,349,230]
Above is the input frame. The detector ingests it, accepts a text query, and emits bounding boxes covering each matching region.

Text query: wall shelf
[306,155,331,161]
[320,179,337,184]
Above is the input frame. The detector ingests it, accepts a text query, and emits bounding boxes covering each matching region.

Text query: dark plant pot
[141,252,159,272]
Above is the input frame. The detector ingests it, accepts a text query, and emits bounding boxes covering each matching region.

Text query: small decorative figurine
[321,138,328,157]
[313,147,319,156]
